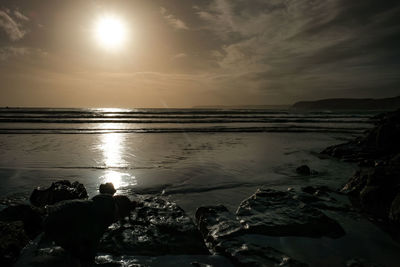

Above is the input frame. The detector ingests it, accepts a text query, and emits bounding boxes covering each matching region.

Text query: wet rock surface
[236,188,345,238]
[194,188,355,266]
[322,109,400,223]
[98,195,209,256]
[30,180,88,207]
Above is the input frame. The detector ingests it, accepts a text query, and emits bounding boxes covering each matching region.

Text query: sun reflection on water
[99,133,136,189]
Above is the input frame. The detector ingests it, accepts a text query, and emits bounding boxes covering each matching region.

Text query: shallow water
[0,132,355,212]
[3,108,400,266]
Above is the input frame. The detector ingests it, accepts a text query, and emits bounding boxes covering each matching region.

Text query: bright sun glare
[95,15,127,50]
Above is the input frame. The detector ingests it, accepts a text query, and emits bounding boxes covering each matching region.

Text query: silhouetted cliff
[292,96,400,111]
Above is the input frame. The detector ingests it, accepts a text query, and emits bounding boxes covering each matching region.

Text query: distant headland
[291,96,400,111]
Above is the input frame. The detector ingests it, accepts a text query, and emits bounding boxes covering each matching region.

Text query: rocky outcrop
[0,204,43,239]
[99,195,208,256]
[236,188,345,238]
[322,109,400,223]
[322,109,400,162]
[30,180,88,207]
[16,194,210,266]
[195,188,349,267]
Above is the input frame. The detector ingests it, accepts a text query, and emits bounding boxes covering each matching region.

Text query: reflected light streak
[99,133,136,189]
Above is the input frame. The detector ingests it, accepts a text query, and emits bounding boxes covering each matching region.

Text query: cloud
[0,46,46,61]
[0,9,29,41]
[172,53,187,60]
[160,7,189,30]
[195,0,400,100]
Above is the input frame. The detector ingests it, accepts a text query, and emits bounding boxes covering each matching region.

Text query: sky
[0,0,399,108]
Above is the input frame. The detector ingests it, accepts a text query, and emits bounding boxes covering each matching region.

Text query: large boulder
[99,195,208,256]
[236,188,345,238]
[30,180,88,207]
[195,205,243,247]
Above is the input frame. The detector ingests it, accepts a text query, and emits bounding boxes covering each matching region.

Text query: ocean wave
[0,126,368,134]
[0,118,371,124]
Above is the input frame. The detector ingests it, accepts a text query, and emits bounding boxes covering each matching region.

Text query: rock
[389,193,400,223]
[194,205,307,266]
[0,204,43,239]
[43,194,136,264]
[219,238,307,267]
[99,196,208,256]
[195,205,243,247]
[30,180,88,207]
[99,183,117,196]
[236,188,345,238]
[0,221,30,267]
[342,154,400,220]
[322,109,400,223]
[296,165,311,176]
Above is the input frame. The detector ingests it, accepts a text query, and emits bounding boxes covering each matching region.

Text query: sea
[1,107,399,266]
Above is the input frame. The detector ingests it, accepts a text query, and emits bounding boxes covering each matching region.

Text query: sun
[94,15,127,51]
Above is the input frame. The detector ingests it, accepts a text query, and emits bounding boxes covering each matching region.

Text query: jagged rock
[30,180,88,207]
[322,108,400,162]
[342,154,400,220]
[0,221,30,267]
[0,204,44,239]
[195,204,308,266]
[322,109,400,223]
[236,188,345,238]
[195,205,243,247]
[99,196,208,256]
[296,165,311,176]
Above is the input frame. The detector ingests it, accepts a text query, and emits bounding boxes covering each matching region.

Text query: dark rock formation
[236,188,345,238]
[0,204,43,239]
[195,195,311,266]
[43,193,138,264]
[322,109,400,162]
[99,183,117,195]
[322,109,400,223]
[0,221,30,267]
[99,195,208,256]
[196,205,243,248]
[30,180,88,207]
[296,165,311,175]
